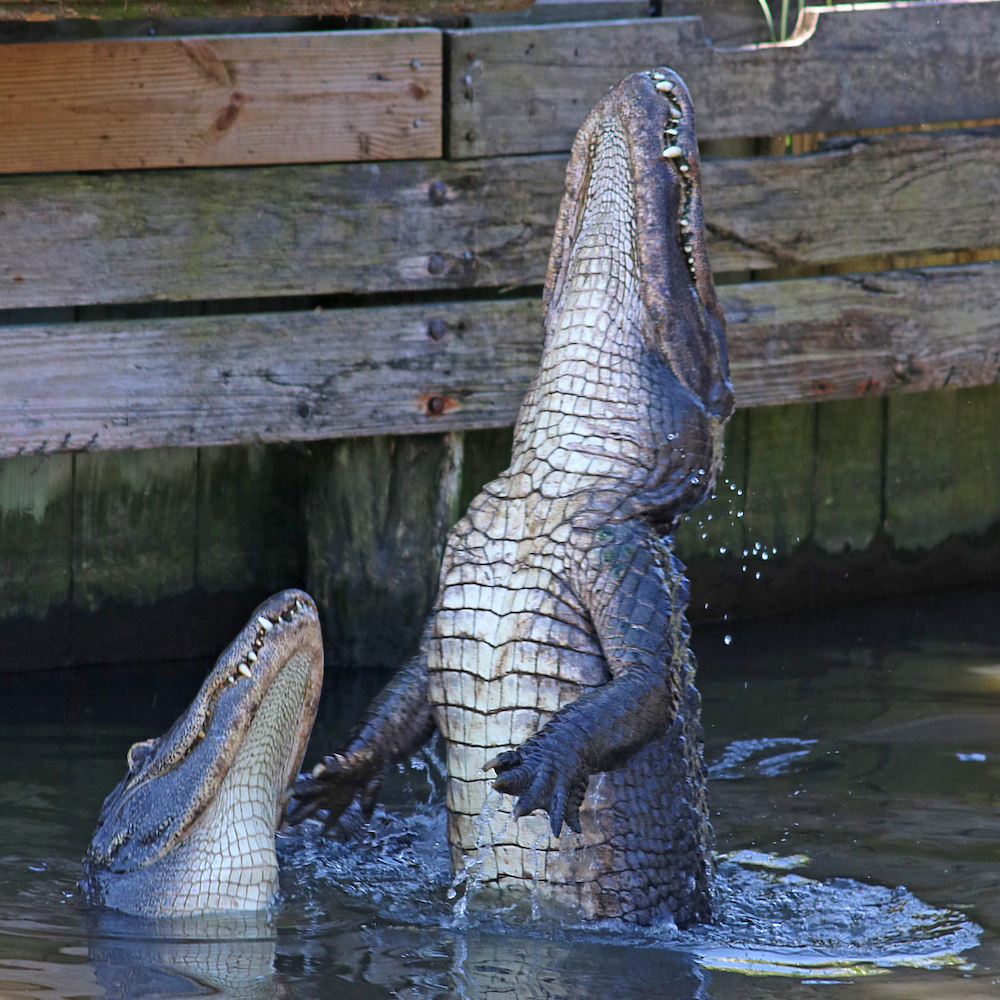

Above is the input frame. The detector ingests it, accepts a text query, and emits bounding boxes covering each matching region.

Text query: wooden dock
[1,0,999,672]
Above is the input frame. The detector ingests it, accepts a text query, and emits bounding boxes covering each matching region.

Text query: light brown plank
[0,30,441,173]
[4,127,999,308]
[0,0,529,17]
[446,2,1000,157]
[1,262,998,457]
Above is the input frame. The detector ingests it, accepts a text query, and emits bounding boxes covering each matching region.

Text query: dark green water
[3,588,1000,999]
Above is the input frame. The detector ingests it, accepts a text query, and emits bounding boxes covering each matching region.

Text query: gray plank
[447,2,1000,157]
[720,262,1000,409]
[1,261,999,457]
[3,127,998,309]
[305,433,461,670]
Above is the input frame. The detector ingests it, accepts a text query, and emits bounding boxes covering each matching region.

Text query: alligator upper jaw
[542,68,732,422]
[84,589,324,910]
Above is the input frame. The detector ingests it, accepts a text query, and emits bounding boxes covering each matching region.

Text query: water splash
[709,737,817,780]
[447,787,504,927]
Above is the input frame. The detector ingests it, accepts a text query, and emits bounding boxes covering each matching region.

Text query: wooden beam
[1,262,998,457]
[446,1,1000,157]
[0,0,530,17]
[3,127,998,308]
[0,29,441,173]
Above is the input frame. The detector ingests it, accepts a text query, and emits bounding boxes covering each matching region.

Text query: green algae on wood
[305,432,461,670]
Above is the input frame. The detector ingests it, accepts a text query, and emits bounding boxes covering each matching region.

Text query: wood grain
[1,262,998,457]
[0,30,441,173]
[0,0,531,18]
[4,127,999,308]
[446,2,1000,157]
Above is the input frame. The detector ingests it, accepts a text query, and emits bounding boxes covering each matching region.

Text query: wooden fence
[1,0,999,673]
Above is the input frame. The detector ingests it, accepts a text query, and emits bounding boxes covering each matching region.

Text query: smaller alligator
[81,591,323,916]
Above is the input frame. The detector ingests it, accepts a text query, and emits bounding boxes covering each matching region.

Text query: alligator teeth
[257,616,273,631]
[197,730,206,739]
[228,675,237,683]
[312,762,327,777]
[651,71,665,81]
[666,128,678,137]
[662,145,683,159]
[655,80,675,94]
[238,662,253,678]
[679,164,690,173]
[246,651,257,662]
[295,599,305,612]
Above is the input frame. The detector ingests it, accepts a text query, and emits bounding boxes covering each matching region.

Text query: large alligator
[294,68,732,927]
[83,68,732,926]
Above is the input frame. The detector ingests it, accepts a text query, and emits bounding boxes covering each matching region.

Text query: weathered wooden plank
[812,397,882,554]
[0,298,544,456]
[2,262,999,457]
[0,454,72,622]
[305,432,460,669]
[674,411,746,562]
[446,2,1000,157]
[196,443,307,594]
[743,403,815,560]
[0,30,440,174]
[721,263,1000,409]
[885,386,1000,553]
[0,0,529,17]
[72,449,198,616]
[0,154,563,308]
[4,127,998,309]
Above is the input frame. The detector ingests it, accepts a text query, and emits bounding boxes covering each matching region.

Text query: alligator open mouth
[81,589,324,916]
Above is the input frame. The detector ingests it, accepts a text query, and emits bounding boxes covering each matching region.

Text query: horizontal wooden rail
[447,1,1000,157]
[0,30,441,173]
[0,0,530,16]
[2,127,998,309]
[1,262,997,456]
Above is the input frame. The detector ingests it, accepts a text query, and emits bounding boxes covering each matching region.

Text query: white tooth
[312,762,327,778]
[655,80,675,93]
[246,651,257,662]
[228,675,237,684]
[257,616,273,631]
[662,145,683,159]
[197,730,206,739]
[238,663,253,678]
[666,128,678,137]
[652,71,665,81]
[295,599,305,612]
[679,164,690,173]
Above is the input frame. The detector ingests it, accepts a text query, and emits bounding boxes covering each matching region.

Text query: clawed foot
[484,739,589,837]
[285,748,381,832]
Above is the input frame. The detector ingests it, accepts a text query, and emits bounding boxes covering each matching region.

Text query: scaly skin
[82,590,324,916]
[292,69,733,927]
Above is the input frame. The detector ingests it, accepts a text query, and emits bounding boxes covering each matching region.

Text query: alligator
[81,590,324,916]
[291,68,733,927]
[82,68,732,926]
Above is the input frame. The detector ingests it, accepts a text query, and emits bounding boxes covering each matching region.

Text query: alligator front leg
[288,644,436,829]
[488,518,690,836]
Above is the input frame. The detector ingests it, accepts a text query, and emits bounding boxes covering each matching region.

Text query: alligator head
[81,590,324,917]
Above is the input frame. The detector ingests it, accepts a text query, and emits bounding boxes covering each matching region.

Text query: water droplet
[724,635,732,645]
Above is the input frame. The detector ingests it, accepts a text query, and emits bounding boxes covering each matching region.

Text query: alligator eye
[127,739,156,772]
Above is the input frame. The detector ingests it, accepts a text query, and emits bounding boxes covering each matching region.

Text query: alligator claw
[285,749,379,830]
[488,740,588,837]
